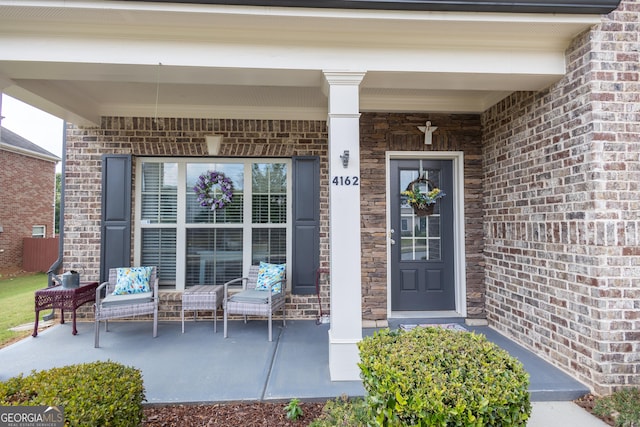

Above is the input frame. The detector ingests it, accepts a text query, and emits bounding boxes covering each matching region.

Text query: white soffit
[0,1,602,123]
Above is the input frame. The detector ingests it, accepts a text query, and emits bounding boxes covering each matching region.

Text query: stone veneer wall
[482,0,640,394]
[359,112,485,320]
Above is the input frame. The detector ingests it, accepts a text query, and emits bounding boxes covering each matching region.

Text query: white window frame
[32,225,46,238]
[134,157,292,291]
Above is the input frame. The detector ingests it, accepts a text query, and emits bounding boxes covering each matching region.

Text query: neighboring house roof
[0,126,60,163]
[142,0,622,14]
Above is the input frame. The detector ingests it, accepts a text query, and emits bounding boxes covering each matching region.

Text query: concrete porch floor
[0,318,607,426]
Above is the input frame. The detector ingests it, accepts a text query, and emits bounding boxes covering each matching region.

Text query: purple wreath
[193,171,233,210]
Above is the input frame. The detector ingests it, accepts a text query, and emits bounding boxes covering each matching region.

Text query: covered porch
[1,319,587,404]
[1,0,632,394]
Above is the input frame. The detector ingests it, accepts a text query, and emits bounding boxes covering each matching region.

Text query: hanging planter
[193,171,234,210]
[414,203,435,217]
[402,177,445,217]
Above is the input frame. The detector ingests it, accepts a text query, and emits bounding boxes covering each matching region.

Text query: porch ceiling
[0,1,602,126]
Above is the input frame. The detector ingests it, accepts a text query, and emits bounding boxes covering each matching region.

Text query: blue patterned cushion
[113,266,152,295]
[255,262,285,293]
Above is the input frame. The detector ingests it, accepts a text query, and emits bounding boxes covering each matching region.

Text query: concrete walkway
[0,319,608,426]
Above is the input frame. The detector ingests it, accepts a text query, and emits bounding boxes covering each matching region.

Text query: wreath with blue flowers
[193,171,234,210]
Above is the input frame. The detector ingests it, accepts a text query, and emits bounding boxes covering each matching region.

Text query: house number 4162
[332,176,359,186]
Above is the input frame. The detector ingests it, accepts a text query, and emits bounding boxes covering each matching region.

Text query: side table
[181,285,223,333]
[33,281,99,337]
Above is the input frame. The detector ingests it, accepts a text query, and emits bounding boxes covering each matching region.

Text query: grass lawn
[0,273,49,348]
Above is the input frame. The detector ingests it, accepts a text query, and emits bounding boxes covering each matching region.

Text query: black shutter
[100,154,132,282]
[291,156,320,294]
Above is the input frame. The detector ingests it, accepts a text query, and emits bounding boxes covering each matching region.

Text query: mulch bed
[143,401,326,427]
[574,394,615,426]
[143,396,616,427]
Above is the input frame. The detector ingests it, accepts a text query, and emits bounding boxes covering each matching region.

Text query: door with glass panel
[390,159,455,311]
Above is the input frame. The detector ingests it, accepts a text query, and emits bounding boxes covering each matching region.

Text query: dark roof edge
[140,0,621,15]
[0,126,60,161]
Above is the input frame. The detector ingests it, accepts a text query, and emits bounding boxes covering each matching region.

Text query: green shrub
[358,327,531,427]
[0,360,145,427]
[593,388,640,427]
[309,395,371,427]
[284,397,303,420]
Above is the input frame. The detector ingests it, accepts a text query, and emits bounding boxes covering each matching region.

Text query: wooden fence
[23,237,59,272]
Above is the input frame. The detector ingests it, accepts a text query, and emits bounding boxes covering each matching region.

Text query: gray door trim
[385,151,467,318]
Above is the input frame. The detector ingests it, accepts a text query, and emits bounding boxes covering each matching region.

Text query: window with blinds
[136,158,290,290]
[141,228,177,285]
[252,228,286,265]
[252,163,287,224]
[186,163,244,224]
[141,163,177,224]
[251,163,287,266]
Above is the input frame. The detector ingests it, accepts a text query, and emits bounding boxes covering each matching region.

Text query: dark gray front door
[390,159,455,311]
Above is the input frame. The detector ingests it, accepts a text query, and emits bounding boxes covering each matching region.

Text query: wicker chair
[94,266,159,347]
[223,265,286,342]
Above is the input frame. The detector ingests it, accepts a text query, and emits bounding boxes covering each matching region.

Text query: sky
[1,94,64,172]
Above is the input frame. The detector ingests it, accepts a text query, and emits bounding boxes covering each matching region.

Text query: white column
[323,71,365,381]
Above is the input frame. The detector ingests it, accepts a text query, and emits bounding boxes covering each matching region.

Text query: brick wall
[64,118,330,319]
[65,113,485,321]
[0,149,56,270]
[482,0,640,394]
